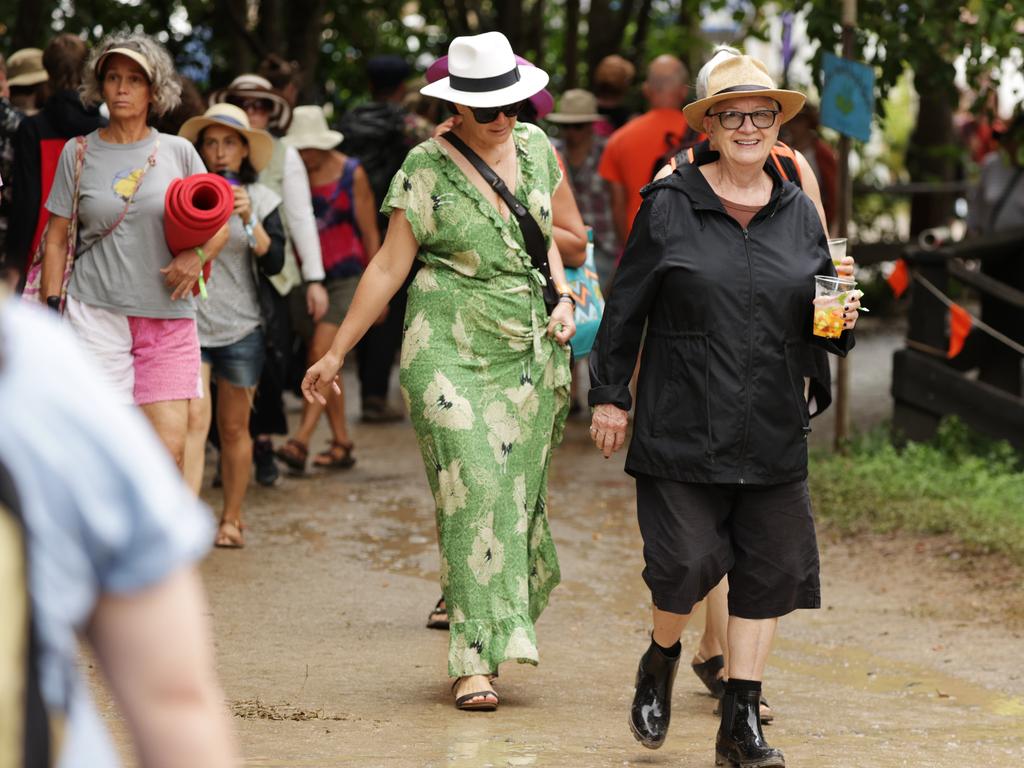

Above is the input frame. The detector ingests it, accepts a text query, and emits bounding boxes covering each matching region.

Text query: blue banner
[820,52,875,142]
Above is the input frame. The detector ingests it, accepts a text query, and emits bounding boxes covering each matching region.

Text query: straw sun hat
[7,48,48,87]
[178,103,275,172]
[682,55,805,133]
[547,89,603,123]
[420,31,549,108]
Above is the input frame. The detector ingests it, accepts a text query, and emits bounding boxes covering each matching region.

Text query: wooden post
[833,0,856,451]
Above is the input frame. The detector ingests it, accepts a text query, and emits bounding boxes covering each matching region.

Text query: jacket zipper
[738,227,754,484]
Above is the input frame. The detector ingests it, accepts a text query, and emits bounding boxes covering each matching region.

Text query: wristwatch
[45,295,61,312]
[243,219,257,249]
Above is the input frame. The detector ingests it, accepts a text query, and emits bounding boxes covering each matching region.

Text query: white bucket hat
[281,105,344,150]
[420,31,549,108]
[178,103,275,171]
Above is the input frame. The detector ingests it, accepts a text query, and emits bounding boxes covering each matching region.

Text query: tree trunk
[496,0,524,52]
[564,0,580,89]
[286,0,326,103]
[906,75,957,236]
[630,0,654,66]
[527,0,545,62]
[257,0,286,56]
[11,0,56,48]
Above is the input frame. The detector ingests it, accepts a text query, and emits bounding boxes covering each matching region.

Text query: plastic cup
[813,275,856,339]
[827,237,847,268]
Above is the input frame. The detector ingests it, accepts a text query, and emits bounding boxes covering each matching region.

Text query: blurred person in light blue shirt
[0,295,236,767]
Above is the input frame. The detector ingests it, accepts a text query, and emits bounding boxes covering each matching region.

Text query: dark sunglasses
[470,101,525,124]
[228,96,273,113]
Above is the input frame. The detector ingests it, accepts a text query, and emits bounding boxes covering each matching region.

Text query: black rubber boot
[628,639,680,749]
[715,686,785,767]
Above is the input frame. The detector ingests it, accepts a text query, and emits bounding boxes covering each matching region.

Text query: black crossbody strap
[442,131,554,290]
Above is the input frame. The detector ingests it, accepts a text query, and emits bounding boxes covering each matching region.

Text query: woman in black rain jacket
[586,55,859,768]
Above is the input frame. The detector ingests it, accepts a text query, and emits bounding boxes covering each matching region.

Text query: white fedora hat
[682,55,806,133]
[281,105,344,151]
[420,31,549,108]
[178,103,275,171]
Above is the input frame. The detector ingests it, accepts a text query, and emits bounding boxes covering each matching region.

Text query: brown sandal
[312,439,356,470]
[275,438,308,471]
[452,677,498,712]
[214,519,245,549]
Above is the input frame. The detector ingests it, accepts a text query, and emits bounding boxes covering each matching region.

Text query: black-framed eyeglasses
[706,109,780,130]
[470,101,525,124]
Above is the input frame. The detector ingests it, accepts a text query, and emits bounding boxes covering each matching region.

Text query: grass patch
[809,418,1024,564]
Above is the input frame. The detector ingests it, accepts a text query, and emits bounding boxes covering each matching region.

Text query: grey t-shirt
[46,128,206,319]
[197,183,281,347]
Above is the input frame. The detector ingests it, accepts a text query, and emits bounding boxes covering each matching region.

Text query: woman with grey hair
[38,32,228,468]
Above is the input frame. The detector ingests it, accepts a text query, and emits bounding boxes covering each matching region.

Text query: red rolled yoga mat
[164,173,234,296]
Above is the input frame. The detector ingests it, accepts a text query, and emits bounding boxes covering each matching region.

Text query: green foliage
[809,417,1024,563]
[803,0,1024,110]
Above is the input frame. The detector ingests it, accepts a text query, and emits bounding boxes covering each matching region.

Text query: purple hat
[425,53,554,119]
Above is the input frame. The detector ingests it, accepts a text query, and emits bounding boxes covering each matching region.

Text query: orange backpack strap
[770,141,803,187]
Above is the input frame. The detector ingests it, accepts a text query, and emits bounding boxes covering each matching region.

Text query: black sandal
[426,596,449,630]
[452,677,498,711]
[691,653,726,699]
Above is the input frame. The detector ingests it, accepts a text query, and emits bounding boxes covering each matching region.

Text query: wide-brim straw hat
[682,55,805,133]
[178,103,275,172]
[547,89,603,123]
[281,105,344,151]
[420,31,549,109]
[7,48,48,87]
[209,74,293,131]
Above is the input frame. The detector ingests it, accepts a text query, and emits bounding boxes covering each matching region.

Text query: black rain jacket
[588,159,854,485]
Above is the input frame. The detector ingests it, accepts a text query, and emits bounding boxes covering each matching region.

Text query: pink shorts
[66,296,202,406]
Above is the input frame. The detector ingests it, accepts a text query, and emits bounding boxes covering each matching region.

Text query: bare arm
[794,150,828,234]
[302,209,418,404]
[551,178,587,268]
[609,181,628,246]
[353,165,382,259]
[87,567,236,768]
[39,214,71,301]
[544,235,577,346]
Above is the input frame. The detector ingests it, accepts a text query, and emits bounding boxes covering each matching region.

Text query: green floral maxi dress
[381,122,571,678]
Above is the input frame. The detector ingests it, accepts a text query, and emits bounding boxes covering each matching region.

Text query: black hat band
[449,66,520,93]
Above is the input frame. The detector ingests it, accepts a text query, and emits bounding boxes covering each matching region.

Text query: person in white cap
[301,31,577,712]
[588,54,860,766]
[37,31,229,469]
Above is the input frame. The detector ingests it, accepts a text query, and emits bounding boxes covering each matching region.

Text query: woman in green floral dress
[302,31,576,711]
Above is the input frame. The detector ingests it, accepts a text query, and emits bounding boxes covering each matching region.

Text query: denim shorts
[201,328,265,388]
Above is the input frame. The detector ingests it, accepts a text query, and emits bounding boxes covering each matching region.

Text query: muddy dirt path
[93,354,1024,767]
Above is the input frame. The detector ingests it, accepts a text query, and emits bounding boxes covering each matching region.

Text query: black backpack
[339,102,411,232]
[0,461,56,766]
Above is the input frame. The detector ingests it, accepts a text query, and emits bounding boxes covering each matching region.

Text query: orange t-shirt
[597,108,694,228]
